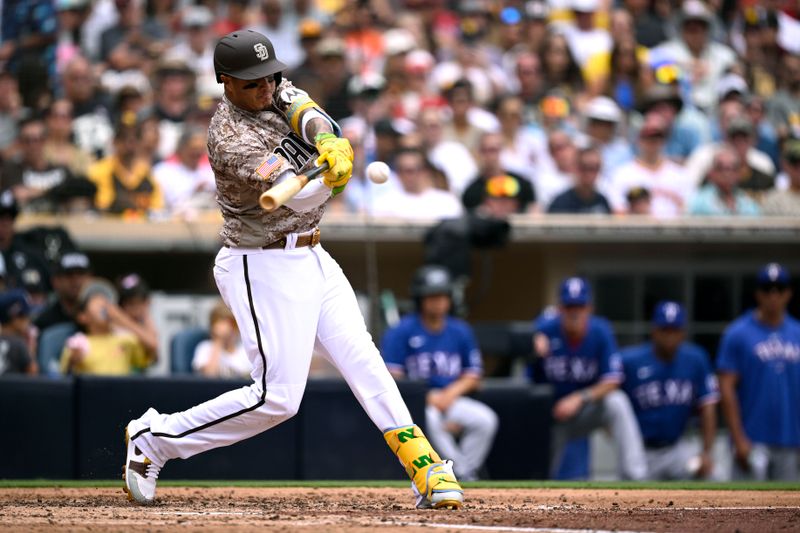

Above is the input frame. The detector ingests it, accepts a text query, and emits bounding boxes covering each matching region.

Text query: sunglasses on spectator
[641,131,666,140]
[757,282,789,293]
[785,156,800,166]
[715,164,740,172]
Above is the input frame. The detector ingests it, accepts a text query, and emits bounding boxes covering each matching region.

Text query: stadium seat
[169,326,209,374]
[37,322,78,376]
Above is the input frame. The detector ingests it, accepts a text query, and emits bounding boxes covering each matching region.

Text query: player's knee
[603,389,632,414]
[478,406,499,436]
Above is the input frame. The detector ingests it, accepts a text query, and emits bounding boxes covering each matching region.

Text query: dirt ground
[1,487,798,532]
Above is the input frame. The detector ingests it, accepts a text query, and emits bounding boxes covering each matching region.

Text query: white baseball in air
[366,161,390,184]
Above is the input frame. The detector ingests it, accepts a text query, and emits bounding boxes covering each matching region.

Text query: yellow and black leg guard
[384,425,463,509]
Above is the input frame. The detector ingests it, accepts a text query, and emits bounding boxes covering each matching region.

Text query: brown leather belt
[262,228,321,250]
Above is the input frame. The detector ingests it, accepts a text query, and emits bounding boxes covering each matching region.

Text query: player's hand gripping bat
[259,161,330,212]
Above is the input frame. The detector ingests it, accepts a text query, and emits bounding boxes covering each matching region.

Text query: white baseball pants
[550,390,648,480]
[425,397,499,481]
[131,240,413,466]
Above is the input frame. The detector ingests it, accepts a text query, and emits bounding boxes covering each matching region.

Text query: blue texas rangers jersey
[621,342,719,446]
[717,311,800,447]
[381,314,483,389]
[534,315,624,400]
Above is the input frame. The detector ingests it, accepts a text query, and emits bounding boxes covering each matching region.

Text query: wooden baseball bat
[259,162,330,212]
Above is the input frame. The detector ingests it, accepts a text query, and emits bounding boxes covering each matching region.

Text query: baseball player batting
[122,30,463,510]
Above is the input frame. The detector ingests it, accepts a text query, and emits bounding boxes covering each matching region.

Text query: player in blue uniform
[382,265,499,481]
[621,301,719,480]
[532,277,647,480]
[717,263,800,480]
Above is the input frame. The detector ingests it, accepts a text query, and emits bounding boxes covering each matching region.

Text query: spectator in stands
[0,330,35,375]
[35,251,92,332]
[766,54,800,142]
[531,277,647,480]
[535,129,577,208]
[311,37,351,122]
[620,301,719,480]
[429,5,507,108]
[562,0,611,69]
[115,272,158,357]
[0,0,57,110]
[253,0,305,71]
[87,115,163,216]
[147,60,197,160]
[538,31,585,102]
[0,289,38,370]
[685,103,775,190]
[441,78,495,157]
[637,83,710,163]
[43,99,94,179]
[624,0,667,48]
[417,105,478,197]
[99,40,151,99]
[511,51,545,124]
[762,140,800,216]
[286,19,325,105]
[192,300,249,379]
[582,96,634,180]
[0,190,51,292]
[98,0,151,62]
[1,116,84,212]
[494,94,549,186]
[153,127,215,216]
[60,54,114,159]
[382,265,498,481]
[586,33,650,114]
[462,132,532,212]
[688,145,761,216]
[521,1,549,53]
[0,71,24,160]
[373,147,463,220]
[164,5,217,100]
[651,0,736,112]
[547,146,612,215]
[609,113,691,217]
[60,279,154,375]
[717,263,800,480]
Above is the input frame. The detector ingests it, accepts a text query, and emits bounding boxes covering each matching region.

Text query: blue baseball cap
[652,301,685,328]
[0,289,31,324]
[756,263,790,287]
[560,277,591,306]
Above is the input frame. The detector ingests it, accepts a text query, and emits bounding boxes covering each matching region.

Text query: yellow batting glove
[315,133,354,189]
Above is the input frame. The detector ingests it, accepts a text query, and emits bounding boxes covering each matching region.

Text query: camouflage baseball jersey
[207,80,323,248]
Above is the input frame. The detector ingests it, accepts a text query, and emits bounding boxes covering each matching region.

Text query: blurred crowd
[0,0,799,219]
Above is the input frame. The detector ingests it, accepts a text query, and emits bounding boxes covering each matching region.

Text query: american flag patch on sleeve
[256,155,283,179]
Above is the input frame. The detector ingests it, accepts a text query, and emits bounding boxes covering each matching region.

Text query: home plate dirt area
[1,487,799,532]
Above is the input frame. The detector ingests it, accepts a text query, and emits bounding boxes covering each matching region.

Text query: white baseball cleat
[122,419,161,505]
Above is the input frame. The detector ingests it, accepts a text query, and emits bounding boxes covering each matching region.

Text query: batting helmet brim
[220,59,288,81]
